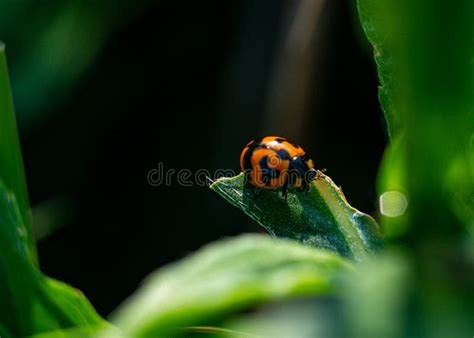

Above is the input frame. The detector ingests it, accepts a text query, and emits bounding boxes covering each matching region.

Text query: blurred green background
[1,0,385,316]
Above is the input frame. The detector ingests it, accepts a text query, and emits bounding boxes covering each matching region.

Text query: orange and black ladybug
[240,136,317,198]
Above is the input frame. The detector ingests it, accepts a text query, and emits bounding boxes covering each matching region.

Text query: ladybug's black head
[290,156,306,175]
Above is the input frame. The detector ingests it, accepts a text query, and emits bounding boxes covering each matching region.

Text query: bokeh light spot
[379,191,408,217]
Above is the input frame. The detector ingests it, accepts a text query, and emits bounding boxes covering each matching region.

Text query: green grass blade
[0,179,37,336]
[0,43,37,262]
[109,234,354,338]
[0,179,105,336]
[210,172,382,261]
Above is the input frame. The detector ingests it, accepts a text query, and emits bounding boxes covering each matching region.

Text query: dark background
[2,0,384,315]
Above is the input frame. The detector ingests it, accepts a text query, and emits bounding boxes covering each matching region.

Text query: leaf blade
[210,172,382,260]
[109,234,354,337]
[0,43,37,262]
[0,179,104,336]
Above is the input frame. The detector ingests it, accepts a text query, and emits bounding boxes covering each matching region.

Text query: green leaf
[358,0,474,239]
[0,44,105,336]
[0,178,36,336]
[357,0,474,335]
[342,250,411,338]
[32,278,105,332]
[109,234,354,337]
[356,1,400,139]
[0,43,37,263]
[0,179,105,336]
[28,328,99,338]
[210,172,382,261]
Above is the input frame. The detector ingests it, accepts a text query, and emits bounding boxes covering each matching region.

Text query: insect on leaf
[210,172,382,260]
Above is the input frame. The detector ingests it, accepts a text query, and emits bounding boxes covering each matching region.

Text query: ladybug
[240,136,317,198]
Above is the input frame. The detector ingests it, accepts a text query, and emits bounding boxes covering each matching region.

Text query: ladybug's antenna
[206,176,215,186]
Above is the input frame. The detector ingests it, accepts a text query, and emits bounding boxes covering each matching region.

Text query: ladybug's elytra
[240,136,317,198]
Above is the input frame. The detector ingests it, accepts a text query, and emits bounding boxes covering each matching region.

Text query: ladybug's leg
[281,178,289,201]
[304,181,310,192]
[297,180,310,193]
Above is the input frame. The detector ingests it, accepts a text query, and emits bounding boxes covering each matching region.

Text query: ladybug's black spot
[259,156,280,179]
[243,140,263,171]
[259,155,281,185]
[290,156,310,177]
[274,137,287,143]
[276,148,291,160]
